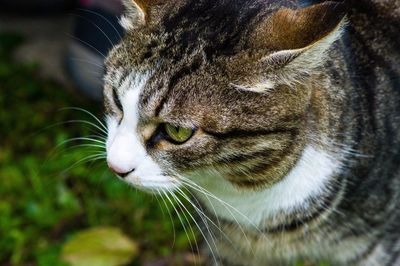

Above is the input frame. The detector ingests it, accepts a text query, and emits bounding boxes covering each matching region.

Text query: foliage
[0,32,194,266]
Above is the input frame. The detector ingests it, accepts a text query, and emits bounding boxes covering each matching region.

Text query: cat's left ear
[120,0,165,28]
[246,2,347,90]
[130,0,162,22]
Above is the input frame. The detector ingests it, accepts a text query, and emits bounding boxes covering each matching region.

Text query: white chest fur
[191,146,343,228]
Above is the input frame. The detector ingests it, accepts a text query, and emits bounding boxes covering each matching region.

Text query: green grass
[0,32,195,266]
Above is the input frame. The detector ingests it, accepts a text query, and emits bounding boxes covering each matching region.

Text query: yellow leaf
[62,227,138,266]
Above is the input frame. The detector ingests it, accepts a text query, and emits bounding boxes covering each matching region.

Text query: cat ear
[132,0,159,21]
[120,0,163,27]
[245,2,347,91]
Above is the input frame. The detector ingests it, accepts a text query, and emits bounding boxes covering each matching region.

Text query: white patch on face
[191,146,343,227]
[106,72,179,192]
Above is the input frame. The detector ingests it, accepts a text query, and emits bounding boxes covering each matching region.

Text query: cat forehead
[117,0,298,61]
[126,0,297,26]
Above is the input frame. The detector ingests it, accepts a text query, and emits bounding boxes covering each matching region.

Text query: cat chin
[121,174,181,194]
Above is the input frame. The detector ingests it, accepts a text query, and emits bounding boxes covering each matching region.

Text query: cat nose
[107,162,135,178]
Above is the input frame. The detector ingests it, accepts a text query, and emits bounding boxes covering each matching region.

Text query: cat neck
[190,144,346,229]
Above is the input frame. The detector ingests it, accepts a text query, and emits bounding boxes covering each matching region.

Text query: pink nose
[107,162,135,178]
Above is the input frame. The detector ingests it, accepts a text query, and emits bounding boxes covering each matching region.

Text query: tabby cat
[103,0,400,265]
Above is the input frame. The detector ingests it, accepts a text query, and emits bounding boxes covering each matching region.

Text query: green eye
[164,123,194,144]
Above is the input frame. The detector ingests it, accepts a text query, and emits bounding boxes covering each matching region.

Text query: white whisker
[68,34,107,58]
[61,154,106,174]
[156,188,177,248]
[71,14,115,46]
[179,176,263,234]
[69,58,105,69]
[169,191,220,266]
[60,107,107,132]
[76,8,122,39]
[175,186,234,247]
[59,137,106,146]
[162,190,199,258]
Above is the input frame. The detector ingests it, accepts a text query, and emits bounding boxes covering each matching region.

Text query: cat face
[104,0,346,193]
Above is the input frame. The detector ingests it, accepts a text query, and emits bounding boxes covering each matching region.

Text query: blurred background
[0,1,200,265]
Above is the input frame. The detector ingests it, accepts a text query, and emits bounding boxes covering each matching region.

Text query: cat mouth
[117,174,181,193]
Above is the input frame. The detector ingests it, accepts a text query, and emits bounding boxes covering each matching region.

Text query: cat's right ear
[242,1,347,92]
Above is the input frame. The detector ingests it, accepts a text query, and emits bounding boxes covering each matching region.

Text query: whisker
[34,120,107,139]
[73,143,106,149]
[169,191,220,266]
[48,135,105,160]
[70,14,115,46]
[178,177,260,253]
[69,58,105,69]
[46,137,105,162]
[63,120,107,136]
[76,8,123,39]
[162,191,198,259]
[156,189,177,248]
[61,144,106,151]
[67,34,107,58]
[179,179,223,232]
[61,154,106,174]
[174,186,247,264]
[58,137,106,147]
[175,186,234,247]
[175,188,216,238]
[179,177,262,233]
[167,192,203,266]
[60,107,107,132]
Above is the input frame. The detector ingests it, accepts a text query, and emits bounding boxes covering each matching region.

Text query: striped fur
[104,0,400,265]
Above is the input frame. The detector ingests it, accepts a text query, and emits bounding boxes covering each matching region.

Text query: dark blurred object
[0,0,124,101]
[65,6,124,101]
[0,0,78,15]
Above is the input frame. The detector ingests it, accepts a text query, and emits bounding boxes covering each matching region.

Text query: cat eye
[164,123,194,144]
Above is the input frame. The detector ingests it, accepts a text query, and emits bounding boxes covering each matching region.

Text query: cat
[103,0,400,265]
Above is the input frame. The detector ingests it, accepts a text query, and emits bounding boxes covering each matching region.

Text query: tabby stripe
[227,131,298,181]
[154,59,202,117]
[113,87,123,111]
[385,248,400,266]
[215,149,276,165]
[161,0,199,38]
[227,157,285,188]
[205,127,297,140]
[243,156,282,176]
[347,27,378,131]
[354,0,400,46]
[161,0,262,59]
[346,240,380,265]
[262,178,343,234]
[230,177,277,188]
[264,177,341,233]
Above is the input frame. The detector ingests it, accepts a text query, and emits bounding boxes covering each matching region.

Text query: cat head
[104,0,346,193]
